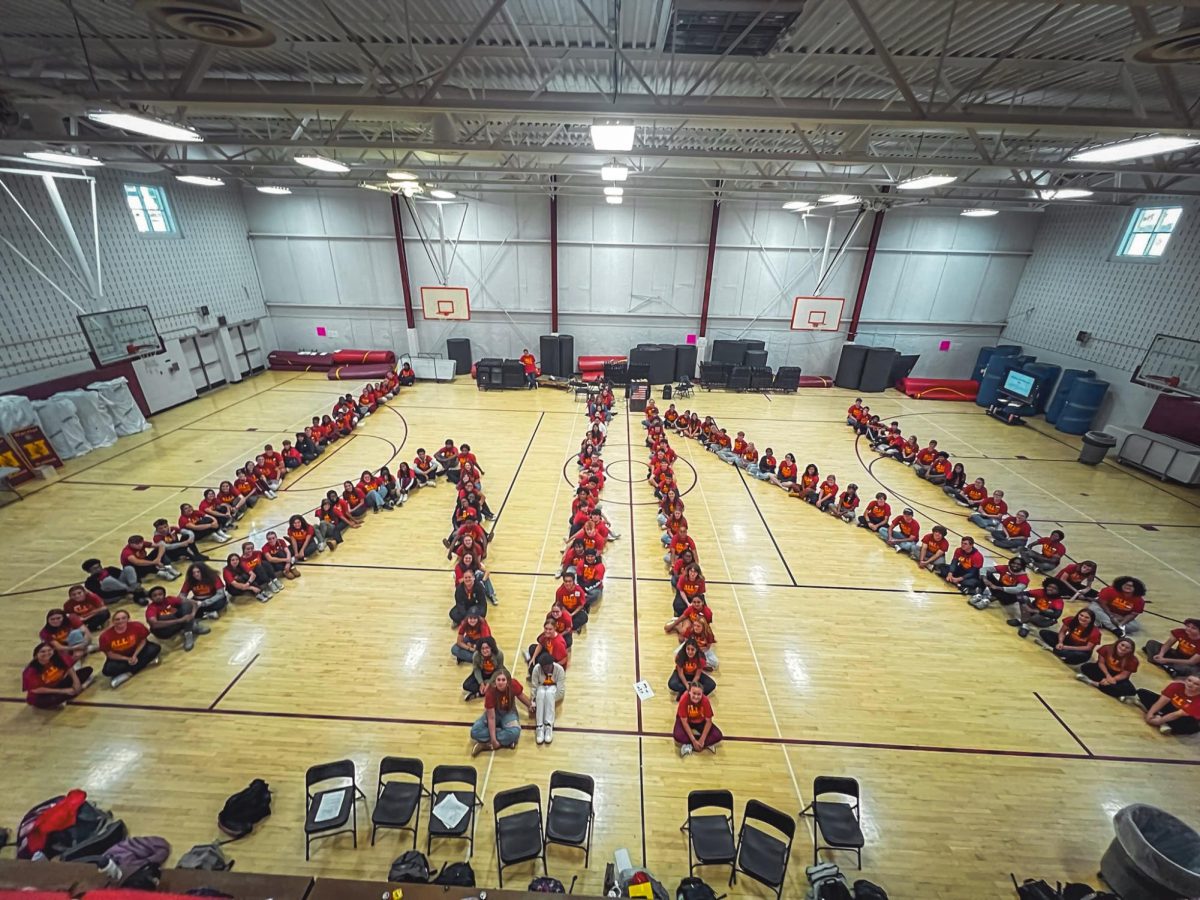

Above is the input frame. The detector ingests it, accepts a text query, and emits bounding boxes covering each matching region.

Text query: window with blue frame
[1117,206,1182,258]
[123,183,178,235]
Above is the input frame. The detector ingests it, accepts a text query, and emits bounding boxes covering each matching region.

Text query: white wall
[247,188,1037,377]
[1003,200,1200,429]
[0,168,266,391]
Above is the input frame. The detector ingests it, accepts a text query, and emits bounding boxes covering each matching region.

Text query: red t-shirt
[889,515,920,539]
[484,679,524,714]
[1061,616,1099,648]
[1001,517,1031,539]
[838,492,859,511]
[676,575,706,599]
[864,501,890,522]
[119,544,149,566]
[952,548,984,571]
[1030,538,1065,560]
[100,621,150,656]
[23,656,73,694]
[1097,644,1139,676]
[1097,585,1145,617]
[63,590,106,620]
[818,480,838,501]
[1161,682,1200,719]
[915,447,937,466]
[677,694,714,725]
[778,461,797,481]
[533,633,569,666]
[576,561,605,587]
[146,595,185,623]
[919,533,949,555]
[1025,588,1063,616]
[670,535,697,557]
[963,484,988,503]
[1170,628,1200,658]
[979,496,1008,517]
[457,618,491,643]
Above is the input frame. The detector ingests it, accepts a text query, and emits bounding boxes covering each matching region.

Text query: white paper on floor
[634,680,655,700]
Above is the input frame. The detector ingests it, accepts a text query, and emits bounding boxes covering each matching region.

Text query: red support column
[847,208,885,342]
[550,186,559,333]
[698,195,721,337]
[389,193,416,330]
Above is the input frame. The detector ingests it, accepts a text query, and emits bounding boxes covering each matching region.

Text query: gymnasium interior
[2,1,1200,898]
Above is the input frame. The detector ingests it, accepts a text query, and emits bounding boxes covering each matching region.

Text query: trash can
[1079,431,1117,465]
[1100,804,1200,899]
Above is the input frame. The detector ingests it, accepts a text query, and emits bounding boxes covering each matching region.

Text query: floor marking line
[209,653,260,710]
[1033,691,1094,757]
[280,434,357,491]
[488,412,546,534]
[624,402,648,868]
[734,465,798,586]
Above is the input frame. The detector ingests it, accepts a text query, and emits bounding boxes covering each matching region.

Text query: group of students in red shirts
[23,370,410,707]
[843,398,1200,737]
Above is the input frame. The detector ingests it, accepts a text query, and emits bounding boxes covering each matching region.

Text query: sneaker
[80,675,95,691]
[111,673,132,689]
[150,655,160,665]
[1118,694,1138,705]
[183,631,196,652]
[203,610,220,620]
[215,531,230,542]
[271,579,284,592]
[1160,725,1174,734]
[679,743,692,758]
[536,726,545,745]
[544,724,553,744]
[893,545,903,553]
[256,592,271,602]
[1075,673,1092,684]
[470,742,486,758]
[1017,625,1030,639]
[1006,618,1021,627]
[87,640,100,653]
[193,622,212,635]
[488,595,499,606]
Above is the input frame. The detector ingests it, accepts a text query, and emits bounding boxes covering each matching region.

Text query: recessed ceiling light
[256,185,292,195]
[603,186,624,197]
[591,123,636,152]
[430,189,456,200]
[23,150,105,168]
[1039,188,1093,200]
[960,208,998,217]
[387,170,419,181]
[295,154,350,173]
[782,200,812,211]
[898,174,957,190]
[176,175,224,187]
[87,110,202,142]
[818,194,861,206]
[601,164,629,182]
[1069,135,1200,163]
[606,195,623,205]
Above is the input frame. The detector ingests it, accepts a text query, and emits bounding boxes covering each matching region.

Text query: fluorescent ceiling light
[429,189,456,200]
[960,208,998,217]
[256,185,292,195]
[295,154,350,173]
[387,170,418,181]
[176,174,224,187]
[603,186,623,197]
[818,194,861,206]
[402,184,423,196]
[1069,135,1200,163]
[782,200,812,211]
[606,195,623,205]
[591,123,636,152]
[87,110,202,142]
[1039,188,1093,200]
[601,164,629,182]
[898,174,957,190]
[23,150,104,168]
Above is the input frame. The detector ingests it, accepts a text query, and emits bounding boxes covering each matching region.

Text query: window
[1117,206,1182,258]
[123,183,178,235]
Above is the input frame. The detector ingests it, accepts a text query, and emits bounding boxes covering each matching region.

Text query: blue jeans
[968,513,1000,529]
[470,710,521,746]
[364,488,386,510]
[451,644,475,662]
[584,583,603,605]
[878,526,916,553]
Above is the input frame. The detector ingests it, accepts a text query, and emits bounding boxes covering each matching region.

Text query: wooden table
[158,867,313,900]
[306,876,602,900]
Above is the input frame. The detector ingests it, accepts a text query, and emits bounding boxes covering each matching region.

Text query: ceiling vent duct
[1127,9,1200,64]
[665,0,805,57]
[135,0,277,48]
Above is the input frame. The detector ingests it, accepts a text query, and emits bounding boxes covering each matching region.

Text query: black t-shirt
[455,581,487,608]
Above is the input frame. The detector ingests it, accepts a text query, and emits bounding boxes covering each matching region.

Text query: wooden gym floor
[2,371,1198,898]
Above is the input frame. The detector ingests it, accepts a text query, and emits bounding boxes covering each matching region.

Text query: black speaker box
[446,338,473,376]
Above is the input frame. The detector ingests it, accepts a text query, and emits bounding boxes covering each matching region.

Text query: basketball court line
[486,412,545,533]
[1033,691,1094,757]
[210,653,260,711]
[734,466,798,586]
[280,435,358,491]
[621,406,649,867]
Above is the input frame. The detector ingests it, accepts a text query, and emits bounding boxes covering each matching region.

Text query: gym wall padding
[797,375,834,388]
[268,350,333,372]
[557,335,575,375]
[858,347,898,392]
[331,349,396,366]
[834,344,870,389]
[539,335,561,377]
[1056,377,1110,435]
[578,355,625,382]
[326,363,395,380]
[1046,369,1096,424]
[977,353,1021,407]
[674,344,698,380]
[971,344,1021,383]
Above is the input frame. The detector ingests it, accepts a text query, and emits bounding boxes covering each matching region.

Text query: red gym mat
[797,375,835,388]
[578,355,626,382]
[327,363,395,380]
[332,349,396,366]
[900,377,979,401]
[267,350,333,372]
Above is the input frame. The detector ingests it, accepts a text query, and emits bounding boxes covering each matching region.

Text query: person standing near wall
[520,348,539,389]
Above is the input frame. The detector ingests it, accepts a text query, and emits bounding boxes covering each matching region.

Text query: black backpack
[814,881,853,900]
[1014,879,1061,900]
[217,780,272,839]
[853,881,889,900]
[434,862,476,887]
[388,850,432,884]
[529,876,567,893]
[676,876,722,900]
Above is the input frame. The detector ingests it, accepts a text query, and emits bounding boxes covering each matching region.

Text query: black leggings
[669,671,715,695]
[569,607,589,631]
[1046,579,1098,602]
[102,641,162,677]
[1038,630,1092,665]
[1135,690,1200,734]
[163,543,204,563]
[1078,663,1136,698]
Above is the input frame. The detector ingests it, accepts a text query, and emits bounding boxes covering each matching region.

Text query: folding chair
[733,799,795,900]
[427,764,482,858]
[681,789,736,883]
[545,771,595,867]
[371,756,428,848]
[493,784,546,887]
[801,776,865,868]
[304,759,367,860]
[674,379,694,399]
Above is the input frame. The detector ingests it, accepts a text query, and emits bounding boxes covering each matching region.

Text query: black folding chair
[493,784,546,887]
[371,756,428,848]
[681,789,736,883]
[304,759,367,860]
[427,764,482,858]
[801,776,865,868]
[733,799,795,900]
[545,771,595,867]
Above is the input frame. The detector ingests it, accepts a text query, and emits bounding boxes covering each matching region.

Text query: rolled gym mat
[1045,368,1096,424]
[972,346,997,384]
[327,363,395,380]
[539,335,560,377]
[446,338,473,376]
[977,353,1020,407]
[1021,362,1061,415]
[332,349,396,365]
[744,349,768,368]
[834,344,871,389]
[1056,378,1109,435]
[674,344,698,380]
[858,347,898,392]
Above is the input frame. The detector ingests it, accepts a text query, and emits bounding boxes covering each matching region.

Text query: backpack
[852,881,889,900]
[814,882,852,900]
[107,836,171,869]
[676,876,721,900]
[178,842,235,871]
[388,850,432,884]
[218,780,272,839]
[119,862,163,891]
[18,795,127,861]
[1014,879,1061,900]
[433,862,476,887]
[529,876,568,893]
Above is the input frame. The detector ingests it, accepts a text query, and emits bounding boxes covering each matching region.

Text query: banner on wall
[11,425,64,469]
[0,435,35,486]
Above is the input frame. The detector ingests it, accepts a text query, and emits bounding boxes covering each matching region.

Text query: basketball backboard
[1133,333,1200,399]
[420,286,471,321]
[78,306,163,365]
[790,296,845,332]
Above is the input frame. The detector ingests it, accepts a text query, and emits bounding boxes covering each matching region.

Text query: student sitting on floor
[667,590,714,637]
[793,464,820,502]
[463,637,502,700]
[121,534,181,584]
[1089,576,1147,636]
[673,562,707,617]
[223,552,273,603]
[1005,578,1064,638]
[559,538,587,578]
[752,447,776,480]
[926,453,954,486]
[83,557,147,604]
[880,507,921,553]
[145,585,210,652]
[813,474,839,512]
[989,510,1032,550]
[870,421,900,453]
[456,550,498,605]
[954,476,988,508]
[547,600,575,649]
[857,492,891,531]
[968,556,1029,609]
[259,531,298,582]
[1048,560,1099,602]
[1136,674,1200,736]
[471,668,534,755]
[846,398,865,427]
[23,643,93,708]
[913,439,939,470]
[1143,618,1200,677]
[524,618,569,669]
[898,434,920,465]
[911,525,950,571]
[63,584,110,633]
[240,541,285,595]
[967,490,1008,531]
[287,514,326,560]
[1022,529,1067,574]
[557,570,589,631]
[451,571,489,625]
[940,462,967,496]
[664,524,698,569]
[1076,637,1139,701]
[180,562,229,619]
[531,652,566,745]
[863,416,886,444]
[178,502,230,544]
[1038,607,1100,666]
[736,442,760,472]
[661,508,688,548]
[40,608,95,664]
[576,547,605,609]
[452,607,491,663]
[413,448,439,485]
[669,639,716,699]
[940,537,984,594]
[99,609,161,688]
[152,518,206,566]
[719,431,746,464]
[281,439,303,469]
[834,483,860,522]
[675,681,723,757]
[769,453,798,490]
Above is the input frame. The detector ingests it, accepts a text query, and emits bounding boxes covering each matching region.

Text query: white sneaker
[1160,725,1173,734]
[544,724,553,744]
[1118,695,1138,705]
[536,726,545,745]
[271,579,284,591]
[110,673,132,689]
[1075,673,1093,684]
[256,592,271,602]
[679,743,692,758]
[317,542,327,552]
[215,531,230,542]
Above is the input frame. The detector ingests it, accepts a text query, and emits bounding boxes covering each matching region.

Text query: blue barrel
[1021,362,1061,415]
[1046,368,1096,424]
[1056,378,1109,435]
[977,353,1020,407]
[972,345,1021,383]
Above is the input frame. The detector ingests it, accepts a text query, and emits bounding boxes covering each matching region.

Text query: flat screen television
[1002,369,1036,401]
